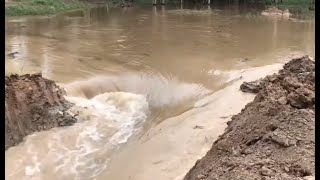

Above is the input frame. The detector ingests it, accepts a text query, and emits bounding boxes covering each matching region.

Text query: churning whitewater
[5,72,210,180]
[6,91,149,180]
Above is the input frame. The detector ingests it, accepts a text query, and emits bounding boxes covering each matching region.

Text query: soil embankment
[184,56,315,180]
[5,74,77,150]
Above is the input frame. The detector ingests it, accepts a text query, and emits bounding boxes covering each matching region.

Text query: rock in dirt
[240,80,262,93]
[5,73,77,150]
[278,96,288,105]
[184,56,314,180]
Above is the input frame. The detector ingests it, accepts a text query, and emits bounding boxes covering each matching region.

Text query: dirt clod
[184,56,314,180]
[240,80,261,93]
[260,166,274,176]
[278,96,288,105]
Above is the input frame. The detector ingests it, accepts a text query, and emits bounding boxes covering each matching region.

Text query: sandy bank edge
[97,63,284,180]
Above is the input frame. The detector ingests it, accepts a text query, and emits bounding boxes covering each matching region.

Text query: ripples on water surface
[5,4,314,180]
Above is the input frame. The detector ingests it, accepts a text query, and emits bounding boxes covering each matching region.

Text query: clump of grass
[5,0,85,16]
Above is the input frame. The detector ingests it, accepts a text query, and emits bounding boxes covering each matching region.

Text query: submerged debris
[7,51,19,59]
[193,125,204,129]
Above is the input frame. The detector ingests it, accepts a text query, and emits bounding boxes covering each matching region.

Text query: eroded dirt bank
[5,74,77,150]
[184,56,315,180]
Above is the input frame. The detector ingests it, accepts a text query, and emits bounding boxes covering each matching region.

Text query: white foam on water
[63,73,210,109]
[6,92,149,180]
[6,73,210,180]
[25,156,41,176]
[67,92,149,145]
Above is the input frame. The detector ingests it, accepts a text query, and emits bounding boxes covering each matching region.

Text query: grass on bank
[5,0,86,16]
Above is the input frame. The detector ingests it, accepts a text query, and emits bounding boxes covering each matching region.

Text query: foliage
[5,0,85,16]
[279,0,314,18]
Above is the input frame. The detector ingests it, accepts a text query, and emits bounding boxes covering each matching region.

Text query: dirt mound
[184,56,315,180]
[5,74,77,150]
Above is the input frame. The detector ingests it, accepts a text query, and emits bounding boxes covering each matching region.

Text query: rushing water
[5,4,314,180]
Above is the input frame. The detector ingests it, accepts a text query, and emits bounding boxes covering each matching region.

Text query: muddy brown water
[5,4,314,180]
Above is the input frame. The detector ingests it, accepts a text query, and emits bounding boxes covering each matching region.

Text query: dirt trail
[5,74,77,150]
[184,56,315,180]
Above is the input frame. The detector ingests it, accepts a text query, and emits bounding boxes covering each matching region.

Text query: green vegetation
[5,0,314,18]
[5,0,87,16]
[266,0,314,18]
[279,0,314,17]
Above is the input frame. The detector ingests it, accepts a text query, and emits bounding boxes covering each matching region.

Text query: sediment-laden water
[5,4,314,180]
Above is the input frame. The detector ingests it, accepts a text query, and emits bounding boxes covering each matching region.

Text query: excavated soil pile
[184,56,315,180]
[5,74,77,150]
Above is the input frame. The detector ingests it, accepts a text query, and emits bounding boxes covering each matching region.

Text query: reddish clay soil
[5,74,77,150]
